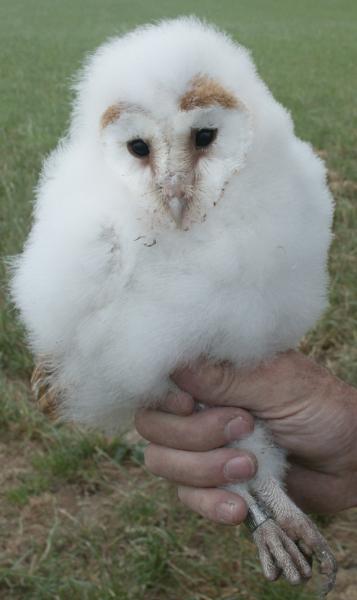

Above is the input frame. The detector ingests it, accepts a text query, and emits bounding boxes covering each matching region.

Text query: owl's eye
[195,128,217,148]
[127,139,150,158]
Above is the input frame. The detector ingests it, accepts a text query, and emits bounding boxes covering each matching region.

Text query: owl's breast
[116,213,325,371]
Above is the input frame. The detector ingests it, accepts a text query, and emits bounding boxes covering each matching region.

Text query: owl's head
[99,75,253,229]
[72,17,292,230]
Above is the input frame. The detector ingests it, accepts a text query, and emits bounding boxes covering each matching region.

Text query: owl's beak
[162,175,188,226]
[168,197,186,225]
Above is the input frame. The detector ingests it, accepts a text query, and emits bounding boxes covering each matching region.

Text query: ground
[0,1,356,598]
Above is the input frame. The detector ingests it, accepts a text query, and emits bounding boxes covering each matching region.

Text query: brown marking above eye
[100,104,122,129]
[180,75,238,111]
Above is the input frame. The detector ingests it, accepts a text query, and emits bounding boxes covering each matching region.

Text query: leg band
[245,503,271,533]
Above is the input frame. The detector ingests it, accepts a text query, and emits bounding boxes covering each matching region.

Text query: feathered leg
[227,420,337,592]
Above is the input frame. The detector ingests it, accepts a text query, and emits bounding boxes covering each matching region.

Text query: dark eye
[195,128,217,148]
[127,138,150,158]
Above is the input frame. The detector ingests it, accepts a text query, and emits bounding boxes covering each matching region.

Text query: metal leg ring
[245,503,271,533]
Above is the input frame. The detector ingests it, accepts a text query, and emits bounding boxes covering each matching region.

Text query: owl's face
[100,75,252,230]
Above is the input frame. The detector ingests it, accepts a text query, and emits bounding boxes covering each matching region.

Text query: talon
[316,548,337,594]
[300,528,337,591]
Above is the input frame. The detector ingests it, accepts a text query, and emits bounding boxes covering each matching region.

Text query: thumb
[172,352,300,416]
[172,360,258,410]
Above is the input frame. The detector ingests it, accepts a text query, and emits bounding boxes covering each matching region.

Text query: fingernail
[224,455,256,482]
[216,501,240,523]
[224,416,253,442]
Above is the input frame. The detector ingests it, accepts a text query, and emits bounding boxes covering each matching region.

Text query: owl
[11,17,336,591]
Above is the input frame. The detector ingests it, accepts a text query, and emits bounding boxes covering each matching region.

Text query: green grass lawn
[0,1,356,598]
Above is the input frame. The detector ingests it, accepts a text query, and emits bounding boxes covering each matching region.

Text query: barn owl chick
[11,17,337,591]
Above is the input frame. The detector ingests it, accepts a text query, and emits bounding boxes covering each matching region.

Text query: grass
[0,1,356,598]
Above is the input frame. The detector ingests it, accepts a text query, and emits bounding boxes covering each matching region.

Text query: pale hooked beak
[168,197,186,225]
[163,175,188,226]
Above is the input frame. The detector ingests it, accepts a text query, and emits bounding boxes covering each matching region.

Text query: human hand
[135,351,357,523]
[136,390,257,524]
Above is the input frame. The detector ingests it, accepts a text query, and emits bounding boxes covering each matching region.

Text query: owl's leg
[232,485,312,585]
[252,477,337,594]
[228,422,315,585]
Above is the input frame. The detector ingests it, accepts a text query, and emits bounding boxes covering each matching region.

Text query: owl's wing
[12,139,133,424]
[31,363,59,420]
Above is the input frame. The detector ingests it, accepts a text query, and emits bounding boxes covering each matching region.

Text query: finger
[171,352,301,415]
[177,485,248,524]
[144,444,257,487]
[135,406,254,451]
[172,359,257,408]
[156,390,195,416]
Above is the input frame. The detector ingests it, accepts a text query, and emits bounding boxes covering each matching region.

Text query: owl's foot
[249,515,312,585]
[252,478,337,594]
[276,511,337,594]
